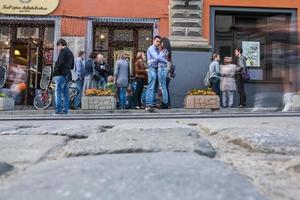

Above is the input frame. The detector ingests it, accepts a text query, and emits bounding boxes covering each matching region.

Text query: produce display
[85,89,114,96]
[0,93,8,98]
[187,88,216,96]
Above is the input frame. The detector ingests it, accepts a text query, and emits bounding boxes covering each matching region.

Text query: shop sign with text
[0,0,59,15]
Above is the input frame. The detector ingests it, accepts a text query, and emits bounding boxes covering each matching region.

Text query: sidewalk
[0,105,291,116]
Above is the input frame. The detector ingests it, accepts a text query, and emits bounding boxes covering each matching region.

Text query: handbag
[241,69,250,81]
[92,62,100,81]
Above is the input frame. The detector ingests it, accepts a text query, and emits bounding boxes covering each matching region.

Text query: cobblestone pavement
[0,117,299,200]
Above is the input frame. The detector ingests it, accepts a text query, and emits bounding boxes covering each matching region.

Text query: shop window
[95,28,109,51]
[43,27,54,66]
[138,29,152,51]
[113,29,133,42]
[215,13,291,81]
[0,26,11,67]
[44,27,54,49]
[93,24,153,75]
[16,27,39,39]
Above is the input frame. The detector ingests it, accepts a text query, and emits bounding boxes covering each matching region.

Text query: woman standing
[209,54,221,97]
[114,53,129,109]
[157,39,169,109]
[74,51,85,110]
[161,37,174,108]
[134,52,147,109]
[220,57,236,108]
[83,52,98,91]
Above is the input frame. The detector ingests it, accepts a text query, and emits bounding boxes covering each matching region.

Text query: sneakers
[145,105,154,112]
[53,111,68,115]
[159,103,169,109]
[53,112,61,116]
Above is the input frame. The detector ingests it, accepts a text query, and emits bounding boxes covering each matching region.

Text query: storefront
[170,0,300,107]
[0,0,60,105]
[212,7,297,82]
[1,0,299,108]
[91,19,155,75]
[0,0,165,106]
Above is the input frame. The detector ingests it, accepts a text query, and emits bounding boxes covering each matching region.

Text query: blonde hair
[107,75,114,83]
[136,52,143,60]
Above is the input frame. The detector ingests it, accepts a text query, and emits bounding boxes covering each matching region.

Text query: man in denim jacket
[145,35,167,111]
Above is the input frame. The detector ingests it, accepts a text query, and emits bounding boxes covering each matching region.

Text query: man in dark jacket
[53,39,74,115]
[235,47,247,108]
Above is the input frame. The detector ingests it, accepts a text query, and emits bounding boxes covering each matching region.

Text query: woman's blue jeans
[158,66,168,104]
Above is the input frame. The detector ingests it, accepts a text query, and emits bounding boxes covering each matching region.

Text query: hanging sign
[0,0,59,15]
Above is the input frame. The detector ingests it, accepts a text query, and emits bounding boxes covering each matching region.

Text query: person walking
[114,53,129,109]
[134,52,147,109]
[74,51,85,110]
[234,47,247,107]
[209,53,221,97]
[52,39,74,115]
[145,35,166,111]
[220,57,237,108]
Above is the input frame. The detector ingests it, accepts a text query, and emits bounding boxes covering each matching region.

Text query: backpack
[203,70,211,87]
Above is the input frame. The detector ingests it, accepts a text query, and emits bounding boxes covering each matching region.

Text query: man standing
[74,51,85,110]
[145,35,166,111]
[235,47,247,107]
[53,39,74,115]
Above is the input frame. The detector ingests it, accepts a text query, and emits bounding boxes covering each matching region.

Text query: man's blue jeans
[158,66,168,104]
[54,76,69,114]
[145,67,157,106]
[118,87,126,109]
[74,78,84,110]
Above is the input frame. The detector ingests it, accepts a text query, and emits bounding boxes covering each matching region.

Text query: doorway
[9,39,42,105]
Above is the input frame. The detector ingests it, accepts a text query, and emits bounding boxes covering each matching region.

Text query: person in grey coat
[114,54,129,109]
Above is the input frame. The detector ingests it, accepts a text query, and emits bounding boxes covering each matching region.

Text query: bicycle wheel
[33,92,52,110]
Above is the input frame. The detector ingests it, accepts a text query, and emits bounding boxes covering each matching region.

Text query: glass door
[25,39,41,105]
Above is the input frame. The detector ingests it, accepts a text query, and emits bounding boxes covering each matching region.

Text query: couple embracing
[145,35,172,111]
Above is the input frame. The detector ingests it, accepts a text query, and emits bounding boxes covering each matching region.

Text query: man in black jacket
[53,39,74,115]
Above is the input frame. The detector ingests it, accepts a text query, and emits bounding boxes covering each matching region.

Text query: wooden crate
[184,95,220,109]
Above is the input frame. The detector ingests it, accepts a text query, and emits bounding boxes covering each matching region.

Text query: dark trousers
[134,77,145,107]
[236,75,246,106]
[166,77,171,106]
[210,77,220,97]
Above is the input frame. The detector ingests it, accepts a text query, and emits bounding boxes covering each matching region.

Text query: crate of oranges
[185,88,219,109]
[186,88,216,96]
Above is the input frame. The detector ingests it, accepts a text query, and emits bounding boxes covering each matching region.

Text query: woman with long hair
[134,52,147,109]
[161,37,174,108]
[157,38,169,109]
[83,52,98,91]
[209,53,221,97]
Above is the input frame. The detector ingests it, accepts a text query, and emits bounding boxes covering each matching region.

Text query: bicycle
[0,65,7,88]
[33,66,77,110]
